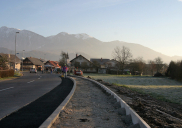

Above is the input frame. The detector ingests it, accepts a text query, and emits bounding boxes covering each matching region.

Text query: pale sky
[1,0,182,57]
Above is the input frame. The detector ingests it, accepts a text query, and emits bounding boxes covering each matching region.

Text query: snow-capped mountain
[48,32,93,40]
[1,26,182,63]
[0,26,98,52]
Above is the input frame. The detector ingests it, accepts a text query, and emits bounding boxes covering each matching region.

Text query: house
[105,59,118,68]
[39,58,47,64]
[44,60,61,70]
[90,58,110,74]
[0,53,21,70]
[23,57,44,71]
[70,54,97,73]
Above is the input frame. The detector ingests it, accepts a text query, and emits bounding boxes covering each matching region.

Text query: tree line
[166,61,182,80]
[113,46,165,75]
[59,46,167,75]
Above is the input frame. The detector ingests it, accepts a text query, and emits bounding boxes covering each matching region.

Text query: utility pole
[14,32,19,71]
[22,50,25,71]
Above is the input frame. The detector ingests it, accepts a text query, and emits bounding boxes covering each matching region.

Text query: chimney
[8,54,10,59]
[101,58,102,62]
[76,54,78,57]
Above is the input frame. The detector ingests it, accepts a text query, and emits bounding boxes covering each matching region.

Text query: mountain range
[0,26,181,64]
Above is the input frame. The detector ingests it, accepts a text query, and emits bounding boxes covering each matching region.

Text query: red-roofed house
[44,60,61,69]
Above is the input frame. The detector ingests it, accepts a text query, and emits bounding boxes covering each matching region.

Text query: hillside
[0,26,182,63]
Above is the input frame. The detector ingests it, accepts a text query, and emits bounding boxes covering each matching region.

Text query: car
[30,68,37,73]
[74,70,83,76]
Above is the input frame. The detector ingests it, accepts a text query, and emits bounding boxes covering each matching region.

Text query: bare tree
[81,62,89,71]
[74,61,81,68]
[59,51,69,67]
[155,57,163,72]
[148,60,156,75]
[92,60,100,68]
[131,57,146,75]
[113,46,132,74]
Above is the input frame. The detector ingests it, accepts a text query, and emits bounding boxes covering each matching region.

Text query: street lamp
[22,50,25,71]
[14,32,19,71]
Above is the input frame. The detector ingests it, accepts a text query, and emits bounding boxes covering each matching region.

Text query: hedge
[0,70,14,78]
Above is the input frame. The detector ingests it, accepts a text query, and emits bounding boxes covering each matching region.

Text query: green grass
[14,71,22,77]
[0,77,16,80]
[84,73,182,104]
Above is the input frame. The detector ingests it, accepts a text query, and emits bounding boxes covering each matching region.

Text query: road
[0,72,61,119]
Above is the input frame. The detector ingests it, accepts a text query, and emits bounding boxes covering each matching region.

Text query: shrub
[0,70,14,78]
[166,61,182,80]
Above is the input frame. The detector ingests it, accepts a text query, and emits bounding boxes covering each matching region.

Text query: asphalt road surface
[0,77,73,128]
[0,72,61,119]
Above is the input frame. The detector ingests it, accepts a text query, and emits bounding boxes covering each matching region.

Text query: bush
[154,72,163,77]
[0,70,14,78]
[166,61,182,80]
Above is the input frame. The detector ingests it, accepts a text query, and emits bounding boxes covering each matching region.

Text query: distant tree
[131,57,146,75]
[81,62,89,71]
[106,62,112,68]
[59,51,69,67]
[155,57,163,72]
[113,46,132,74]
[0,56,8,70]
[148,60,156,75]
[92,60,100,68]
[74,61,81,68]
[166,61,181,79]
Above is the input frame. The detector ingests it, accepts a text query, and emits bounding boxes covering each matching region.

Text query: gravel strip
[51,77,128,128]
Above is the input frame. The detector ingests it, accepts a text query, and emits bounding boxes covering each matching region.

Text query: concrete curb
[73,75,151,128]
[39,76,76,128]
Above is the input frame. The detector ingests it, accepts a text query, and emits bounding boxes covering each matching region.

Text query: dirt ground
[96,79,182,128]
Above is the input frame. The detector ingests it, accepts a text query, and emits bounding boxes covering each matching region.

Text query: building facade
[70,54,97,73]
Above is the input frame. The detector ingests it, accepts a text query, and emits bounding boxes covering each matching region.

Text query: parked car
[30,68,37,73]
[74,70,83,76]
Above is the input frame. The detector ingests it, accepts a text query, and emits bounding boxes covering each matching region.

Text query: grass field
[83,73,182,104]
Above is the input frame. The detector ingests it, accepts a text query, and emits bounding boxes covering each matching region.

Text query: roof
[90,58,110,65]
[26,57,44,66]
[70,55,92,63]
[45,60,61,68]
[39,58,46,63]
[0,53,21,63]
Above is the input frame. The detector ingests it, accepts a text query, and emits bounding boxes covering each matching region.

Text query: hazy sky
[1,0,182,57]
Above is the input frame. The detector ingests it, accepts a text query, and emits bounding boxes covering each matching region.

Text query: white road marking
[0,87,14,92]
[38,78,40,79]
[27,80,35,83]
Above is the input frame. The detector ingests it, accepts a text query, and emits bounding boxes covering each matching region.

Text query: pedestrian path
[51,77,136,128]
